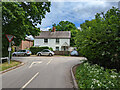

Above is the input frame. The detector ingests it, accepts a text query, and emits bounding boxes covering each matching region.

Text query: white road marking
[46,59,52,65]
[29,62,34,68]
[29,61,42,68]
[20,72,39,89]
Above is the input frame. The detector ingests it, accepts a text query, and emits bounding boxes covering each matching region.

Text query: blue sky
[36,0,119,31]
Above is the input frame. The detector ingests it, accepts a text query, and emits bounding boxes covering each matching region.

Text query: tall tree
[0,2,2,58]
[75,7,120,70]
[2,2,51,56]
[49,21,78,46]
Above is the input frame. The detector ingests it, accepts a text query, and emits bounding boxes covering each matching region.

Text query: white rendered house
[34,30,71,51]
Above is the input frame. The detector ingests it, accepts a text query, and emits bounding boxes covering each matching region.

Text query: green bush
[49,47,53,51]
[30,46,49,55]
[75,62,120,89]
[75,7,120,71]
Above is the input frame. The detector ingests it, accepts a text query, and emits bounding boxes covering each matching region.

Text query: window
[44,39,48,43]
[22,50,26,52]
[56,39,59,44]
[18,50,22,52]
[56,47,59,51]
[42,50,49,52]
[35,45,40,47]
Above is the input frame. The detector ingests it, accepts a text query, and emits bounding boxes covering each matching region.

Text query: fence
[54,51,70,55]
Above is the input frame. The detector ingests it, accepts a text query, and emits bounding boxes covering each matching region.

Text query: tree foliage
[49,21,79,46]
[75,7,120,70]
[2,2,51,56]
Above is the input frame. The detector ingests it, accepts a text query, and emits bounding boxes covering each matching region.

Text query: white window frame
[44,39,48,43]
[56,47,59,51]
[56,38,59,44]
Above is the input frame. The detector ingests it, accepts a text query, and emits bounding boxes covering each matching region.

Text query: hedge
[30,46,49,55]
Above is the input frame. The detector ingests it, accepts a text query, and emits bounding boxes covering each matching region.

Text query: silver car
[70,50,79,56]
[37,49,54,56]
[12,50,32,56]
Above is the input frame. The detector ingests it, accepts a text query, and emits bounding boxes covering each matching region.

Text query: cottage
[34,29,71,51]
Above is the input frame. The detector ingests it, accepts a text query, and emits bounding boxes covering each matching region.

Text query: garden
[75,62,120,89]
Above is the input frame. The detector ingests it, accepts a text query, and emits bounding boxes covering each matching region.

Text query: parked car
[70,50,79,56]
[12,50,32,56]
[37,49,54,56]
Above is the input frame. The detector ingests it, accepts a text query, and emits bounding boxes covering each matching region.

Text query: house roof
[34,31,71,39]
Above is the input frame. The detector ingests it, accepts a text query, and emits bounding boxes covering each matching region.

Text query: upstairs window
[44,39,48,43]
[56,39,59,44]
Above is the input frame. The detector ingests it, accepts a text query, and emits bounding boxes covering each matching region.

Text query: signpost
[6,34,14,64]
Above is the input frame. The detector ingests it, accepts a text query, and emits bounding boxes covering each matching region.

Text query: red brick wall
[14,40,33,51]
[17,40,33,50]
[21,40,33,50]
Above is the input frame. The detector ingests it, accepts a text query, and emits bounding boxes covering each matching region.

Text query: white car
[70,50,79,56]
[12,50,32,56]
[37,49,54,56]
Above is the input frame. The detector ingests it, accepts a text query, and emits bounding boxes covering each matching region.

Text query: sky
[36,0,119,31]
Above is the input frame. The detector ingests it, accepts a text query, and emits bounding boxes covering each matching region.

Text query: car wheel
[38,53,41,56]
[24,54,27,56]
[13,54,16,56]
[49,53,52,56]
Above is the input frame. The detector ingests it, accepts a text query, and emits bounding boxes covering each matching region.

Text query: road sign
[6,34,14,42]
[5,34,14,64]
[8,47,11,51]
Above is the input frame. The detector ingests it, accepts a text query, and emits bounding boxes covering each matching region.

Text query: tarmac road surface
[2,56,86,89]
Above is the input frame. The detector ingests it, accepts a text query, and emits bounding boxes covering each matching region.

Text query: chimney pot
[52,27,56,32]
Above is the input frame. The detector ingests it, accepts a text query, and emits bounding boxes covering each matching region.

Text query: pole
[0,58,2,64]
[8,42,11,64]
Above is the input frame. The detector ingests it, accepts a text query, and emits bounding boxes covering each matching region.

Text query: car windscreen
[17,50,22,52]
[42,50,49,52]
[22,50,26,52]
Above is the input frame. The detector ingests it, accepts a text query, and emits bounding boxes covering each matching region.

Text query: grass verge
[75,62,120,89]
[0,60,21,71]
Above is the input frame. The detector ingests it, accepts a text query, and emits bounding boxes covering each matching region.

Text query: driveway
[2,56,86,89]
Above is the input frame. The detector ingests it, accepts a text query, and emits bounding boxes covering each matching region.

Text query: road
[2,56,86,89]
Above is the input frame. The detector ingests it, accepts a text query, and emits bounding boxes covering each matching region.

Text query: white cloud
[50,0,120,2]
[41,27,51,31]
[39,1,118,29]
[77,27,81,30]
[26,35,34,40]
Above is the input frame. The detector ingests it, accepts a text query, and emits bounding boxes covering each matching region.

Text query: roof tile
[35,31,71,39]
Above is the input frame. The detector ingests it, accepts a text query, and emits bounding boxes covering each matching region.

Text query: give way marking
[29,61,42,68]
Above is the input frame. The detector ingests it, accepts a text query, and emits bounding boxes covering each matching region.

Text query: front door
[64,46,66,51]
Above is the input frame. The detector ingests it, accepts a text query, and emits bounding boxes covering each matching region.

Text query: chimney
[52,27,56,32]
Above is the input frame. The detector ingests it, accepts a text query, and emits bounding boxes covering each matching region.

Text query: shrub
[75,62,120,89]
[30,46,49,55]
[49,47,53,51]
[75,7,120,71]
